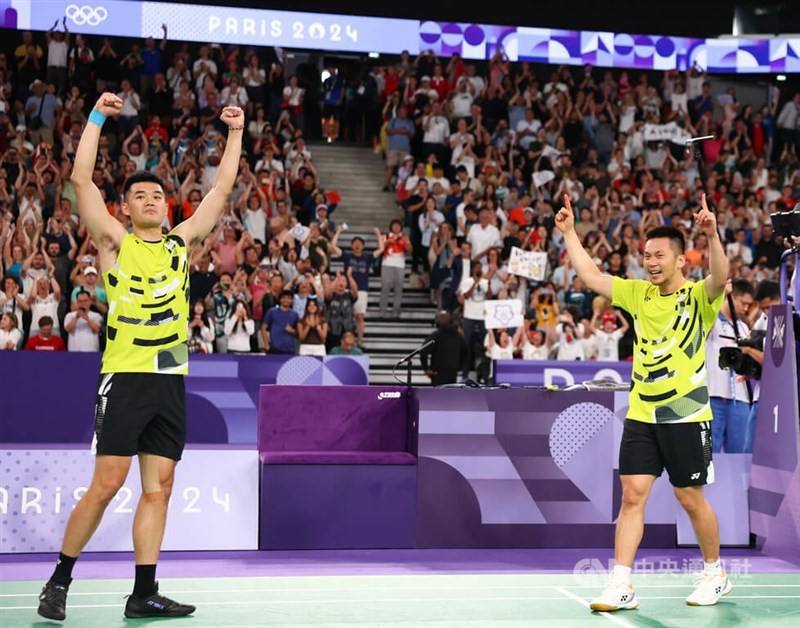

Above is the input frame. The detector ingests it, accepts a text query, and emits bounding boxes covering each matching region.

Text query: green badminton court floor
[2,573,800,627]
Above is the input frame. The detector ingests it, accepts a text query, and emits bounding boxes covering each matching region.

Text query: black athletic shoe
[124,584,195,619]
[38,579,70,621]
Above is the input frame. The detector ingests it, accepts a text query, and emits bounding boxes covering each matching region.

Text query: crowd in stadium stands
[0,25,798,394]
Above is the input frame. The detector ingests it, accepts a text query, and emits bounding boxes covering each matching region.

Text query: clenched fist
[220,107,244,129]
[92,93,123,117]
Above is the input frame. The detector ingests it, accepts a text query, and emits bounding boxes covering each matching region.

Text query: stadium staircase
[312,143,435,385]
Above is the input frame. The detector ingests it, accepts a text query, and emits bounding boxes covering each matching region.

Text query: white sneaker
[685,570,733,606]
[589,578,639,612]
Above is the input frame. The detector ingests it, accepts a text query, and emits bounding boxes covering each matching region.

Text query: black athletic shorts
[93,373,186,461]
[619,419,713,488]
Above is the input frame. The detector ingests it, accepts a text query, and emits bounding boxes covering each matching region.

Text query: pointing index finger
[563,193,572,214]
[700,192,709,213]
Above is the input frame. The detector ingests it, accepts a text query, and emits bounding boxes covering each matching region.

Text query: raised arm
[173,107,244,247]
[554,194,612,300]
[696,192,728,302]
[71,93,128,261]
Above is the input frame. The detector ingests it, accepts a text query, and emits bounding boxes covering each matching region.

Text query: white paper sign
[289,224,310,242]
[485,299,524,330]
[642,122,690,145]
[532,169,555,188]
[508,247,547,281]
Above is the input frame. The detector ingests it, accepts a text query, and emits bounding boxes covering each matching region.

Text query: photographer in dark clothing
[420,311,469,386]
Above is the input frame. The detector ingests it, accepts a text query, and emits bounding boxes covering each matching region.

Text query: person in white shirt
[670,81,688,116]
[777,93,800,158]
[404,162,429,193]
[64,291,103,352]
[449,118,475,167]
[414,76,439,103]
[706,280,755,453]
[518,323,551,360]
[555,313,586,361]
[220,77,249,109]
[592,309,629,361]
[418,197,445,250]
[458,261,492,378]
[45,20,70,93]
[485,328,516,360]
[192,46,218,90]
[516,107,542,151]
[117,79,141,136]
[454,189,475,238]
[0,312,22,351]
[466,209,502,264]
[725,229,753,266]
[580,318,599,360]
[188,300,215,354]
[450,78,474,119]
[422,101,450,163]
[29,276,62,336]
[224,300,255,353]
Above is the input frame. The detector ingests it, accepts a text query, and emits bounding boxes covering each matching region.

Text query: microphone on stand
[393,338,436,388]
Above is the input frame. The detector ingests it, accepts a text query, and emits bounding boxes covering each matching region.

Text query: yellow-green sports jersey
[101,233,190,375]
[612,276,724,424]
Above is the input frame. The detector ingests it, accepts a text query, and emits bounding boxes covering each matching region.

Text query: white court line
[566,583,800,589]
[3,583,800,597]
[554,587,637,628]
[4,594,800,612]
[0,596,566,611]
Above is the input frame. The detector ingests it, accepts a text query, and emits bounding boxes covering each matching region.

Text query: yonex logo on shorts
[378,391,401,399]
[691,472,700,480]
[65,4,109,26]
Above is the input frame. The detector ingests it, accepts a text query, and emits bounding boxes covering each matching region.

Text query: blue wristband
[88,109,107,126]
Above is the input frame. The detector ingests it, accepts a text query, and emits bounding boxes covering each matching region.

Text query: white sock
[611,564,632,584]
[704,559,722,574]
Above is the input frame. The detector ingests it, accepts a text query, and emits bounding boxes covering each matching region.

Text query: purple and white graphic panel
[0,448,259,553]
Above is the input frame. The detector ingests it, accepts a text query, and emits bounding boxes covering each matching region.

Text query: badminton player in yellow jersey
[555,193,731,611]
[38,94,244,621]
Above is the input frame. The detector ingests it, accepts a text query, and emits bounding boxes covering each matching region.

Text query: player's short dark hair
[38,315,54,327]
[123,171,165,198]
[645,226,685,254]
[755,280,780,302]
[731,279,755,298]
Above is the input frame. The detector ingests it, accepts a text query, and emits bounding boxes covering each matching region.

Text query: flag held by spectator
[325,190,341,206]
[532,170,555,188]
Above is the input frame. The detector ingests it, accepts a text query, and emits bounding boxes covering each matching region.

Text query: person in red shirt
[430,64,450,102]
[25,316,66,351]
[143,115,169,143]
[507,193,534,226]
[751,111,766,157]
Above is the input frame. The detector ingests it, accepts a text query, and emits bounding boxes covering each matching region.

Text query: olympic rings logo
[65,4,109,27]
